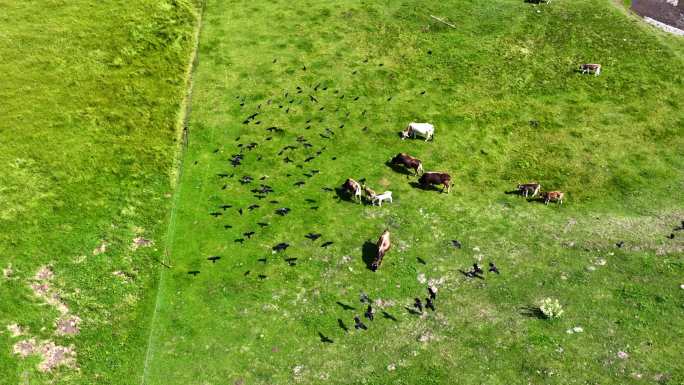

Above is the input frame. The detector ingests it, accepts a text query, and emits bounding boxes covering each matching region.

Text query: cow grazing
[372,191,393,206]
[390,153,424,175]
[517,183,540,198]
[371,229,391,271]
[342,178,362,202]
[400,122,434,141]
[579,63,601,76]
[542,191,564,205]
[362,185,377,203]
[418,172,452,193]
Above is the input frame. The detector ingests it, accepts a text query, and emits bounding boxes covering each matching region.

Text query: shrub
[539,298,564,319]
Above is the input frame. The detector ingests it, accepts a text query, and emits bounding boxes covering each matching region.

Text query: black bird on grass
[219,204,232,210]
[364,305,374,321]
[258,274,267,280]
[275,207,291,216]
[210,212,222,218]
[616,241,625,248]
[294,181,305,187]
[451,240,462,249]
[337,319,349,332]
[322,187,334,192]
[414,298,423,313]
[224,225,232,229]
[222,184,228,190]
[207,256,221,263]
[217,172,229,178]
[283,157,293,163]
[488,262,500,274]
[248,204,260,211]
[270,200,279,204]
[354,316,367,330]
[254,194,266,200]
[667,233,675,239]
[257,222,269,228]
[244,231,255,239]
[425,297,435,311]
[428,287,436,300]
[359,292,370,303]
[305,198,317,204]
[272,242,289,252]
[473,263,484,275]
[240,176,253,184]
[238,208,243,216]
[188,271,200,276]
[321,241,334,248]
[235,238,245,244]
[305,233,321,241]
[285,257,297,266]
[304,156,315,162]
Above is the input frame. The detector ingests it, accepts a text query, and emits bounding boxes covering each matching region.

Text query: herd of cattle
[341,121,567,272]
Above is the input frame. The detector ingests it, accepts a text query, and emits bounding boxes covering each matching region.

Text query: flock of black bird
[181,55,682,344]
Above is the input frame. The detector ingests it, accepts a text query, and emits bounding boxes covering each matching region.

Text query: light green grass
[0,0,201,384]
[143,0,683,384]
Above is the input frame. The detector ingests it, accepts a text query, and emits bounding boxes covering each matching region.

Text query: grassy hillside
[142,0,683,384]
[0,0,201,383]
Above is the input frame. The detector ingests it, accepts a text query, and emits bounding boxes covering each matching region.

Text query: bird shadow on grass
[404,306,421,316]
[318,331,334,343]
[519,306,546,319]
[382,311,398,321]
[362,241,376,271]
[337,318,349,332]
[336,301,355,311]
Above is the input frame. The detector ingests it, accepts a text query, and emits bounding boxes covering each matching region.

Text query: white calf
[401,122,434,142]
[372,191,393,206]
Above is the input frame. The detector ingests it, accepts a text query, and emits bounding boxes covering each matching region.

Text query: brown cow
[342,178,362,202]
[418,172,452,193]
[542,191,564,205]
[390,153,424,175]
[371,229,391,271]
[517,183,540,198]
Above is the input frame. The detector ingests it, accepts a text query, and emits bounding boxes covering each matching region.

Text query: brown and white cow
[390,153,424,175]
[371,229,391,271]
[579,64,601,76]
[362,185,377,203]
[342,178,362,202]
[418,172,452,193]
[517,183,540,198]
[542,191,564,205]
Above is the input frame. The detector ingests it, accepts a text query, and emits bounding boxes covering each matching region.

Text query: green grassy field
[1,0,683,384]
[142,0,683,384]
[0,0,201,384]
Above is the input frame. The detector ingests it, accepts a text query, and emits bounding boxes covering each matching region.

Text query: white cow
[372,191,393,206]
[401,122,434,142]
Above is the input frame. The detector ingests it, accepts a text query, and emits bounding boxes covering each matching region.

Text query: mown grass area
[144,0,683,384]
[0,0,200,384]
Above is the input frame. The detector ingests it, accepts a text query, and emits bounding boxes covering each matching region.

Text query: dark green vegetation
[144,0,683,384]
[0,0,201,384]
[1,0,682,384]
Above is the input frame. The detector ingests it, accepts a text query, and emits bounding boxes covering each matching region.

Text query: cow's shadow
[335,187,357,203]
[409,181,443,193]
[527,196,547,205]
[504,189,522,196]
[519,306,546,319]
[386,161,413,176]
[523,0,548,3]
[361,241,377,271]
